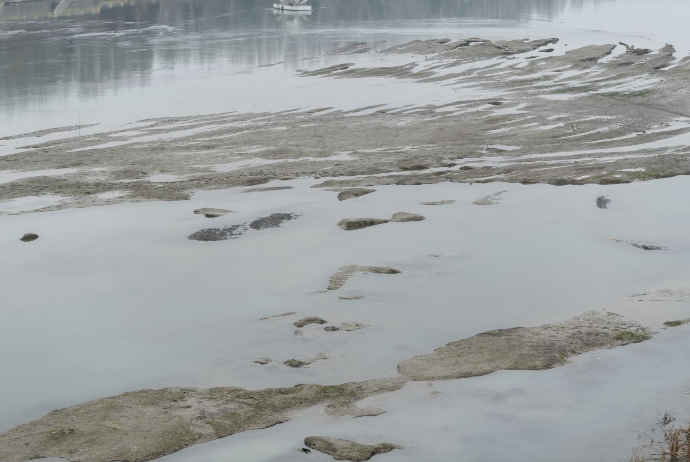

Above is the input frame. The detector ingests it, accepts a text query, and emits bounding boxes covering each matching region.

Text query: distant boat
[273,0,311,11]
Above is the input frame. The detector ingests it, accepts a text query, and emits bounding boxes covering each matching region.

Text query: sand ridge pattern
[2,39,690,214]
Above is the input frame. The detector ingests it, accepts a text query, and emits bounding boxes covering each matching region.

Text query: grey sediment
[0,311,653,462]
[327,265,402,290]
[303,436,401,461]
[293,317,327,328]
[1,38,689,214]
[337,212,425,231]
[0,35,680,462]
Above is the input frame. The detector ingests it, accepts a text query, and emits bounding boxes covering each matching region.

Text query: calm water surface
[0,0,688,135]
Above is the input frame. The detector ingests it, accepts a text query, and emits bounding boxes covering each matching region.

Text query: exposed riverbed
[1,1,690,461]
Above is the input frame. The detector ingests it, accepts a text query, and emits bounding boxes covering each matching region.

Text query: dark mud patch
[610,239,668,251]
[294,317,327,328]
[20,233,39,242]
[188,224,247,241]
[249,213,299,230]
[663,319,690,327]
[631,243,666,251]
[194,208,232,218]
[304,436,401,461]
[337,218,389,231]
[596,196,611,209]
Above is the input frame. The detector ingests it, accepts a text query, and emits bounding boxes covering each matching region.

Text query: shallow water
[1,0,689,138]
[2,1,690,460]
[1,176,690,447]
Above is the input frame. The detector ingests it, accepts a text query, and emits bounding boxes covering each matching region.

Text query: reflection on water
[0,0,607,21]
[0,0,614,121]
[0,0,686,135]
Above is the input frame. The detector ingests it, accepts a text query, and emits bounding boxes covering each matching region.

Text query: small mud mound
[284,353,329,368]
[337,188,375,201]
[338,218,389,231]
[304,436,401,461]
[610,238,668,251]
[188,224,247,241]
[338,213,424,231]
[328,265,401,290]
[628,289,690,302]
[20,233,39,242]
[473,190,507,205]
[339,295,364,300]
[249,213,299,230]
[389,212,424,222]
[194,208,232,218]
[631,243,666,251]
[243,186,293,193]
[397,311,652,381]
[325,322,368,332]
[259,312,296,321]
[596,196,611,209]
[294,317,327,328]
[421,200,455,205]
[663,319,690,327]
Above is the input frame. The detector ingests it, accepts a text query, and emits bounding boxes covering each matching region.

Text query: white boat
[273,0,311,11]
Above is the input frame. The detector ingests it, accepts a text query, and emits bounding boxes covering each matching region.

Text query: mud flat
[0,311,654,462]
[0,379,406,462]
[1,37,689,213]
[2,32,690,462]
[397,311,651,380]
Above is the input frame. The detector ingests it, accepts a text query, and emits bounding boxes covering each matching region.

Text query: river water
[1,0,689,137]
[2,1,690,461]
